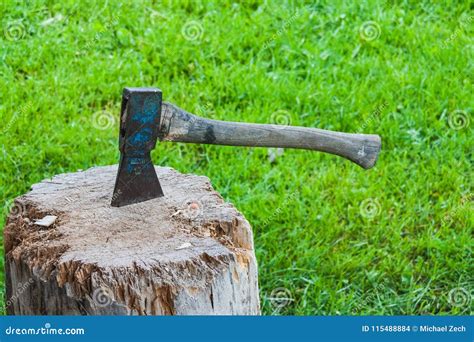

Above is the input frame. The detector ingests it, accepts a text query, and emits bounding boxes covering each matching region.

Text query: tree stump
[4,166,260,315]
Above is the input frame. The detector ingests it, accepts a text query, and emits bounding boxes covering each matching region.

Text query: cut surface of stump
[4,165,260,315]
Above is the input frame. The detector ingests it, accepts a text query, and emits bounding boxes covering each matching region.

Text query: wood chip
[175,242,192,250]
[34,215,57,227]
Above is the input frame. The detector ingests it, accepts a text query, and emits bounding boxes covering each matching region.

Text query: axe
[111,87,381,207]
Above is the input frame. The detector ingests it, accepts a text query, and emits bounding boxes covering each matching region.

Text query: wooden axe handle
[159,103,381,169]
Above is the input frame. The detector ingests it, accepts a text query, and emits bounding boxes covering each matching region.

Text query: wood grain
[160,102,381,169]
[4,166,260,315]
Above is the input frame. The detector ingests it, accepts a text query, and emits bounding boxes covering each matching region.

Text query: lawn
[0,0,472,315]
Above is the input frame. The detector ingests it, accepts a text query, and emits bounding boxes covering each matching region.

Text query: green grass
[0,0,472,315]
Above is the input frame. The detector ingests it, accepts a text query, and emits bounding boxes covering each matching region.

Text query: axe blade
[111,87,164,207]
[111,155,163,207]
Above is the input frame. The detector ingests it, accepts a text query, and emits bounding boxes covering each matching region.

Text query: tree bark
[4,165,260,315]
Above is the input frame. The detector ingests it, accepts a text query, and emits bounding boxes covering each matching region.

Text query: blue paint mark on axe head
[111,88,164,207]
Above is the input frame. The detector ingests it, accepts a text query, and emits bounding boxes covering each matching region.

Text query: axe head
[111,88,164,207]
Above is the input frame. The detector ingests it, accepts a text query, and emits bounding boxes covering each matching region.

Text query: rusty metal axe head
[111,88,164,207]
